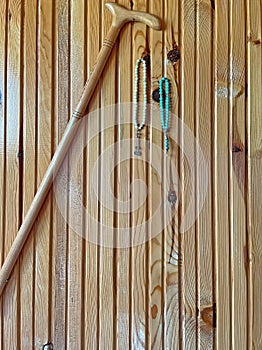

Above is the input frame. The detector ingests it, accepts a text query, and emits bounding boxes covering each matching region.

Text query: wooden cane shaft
[0,26,120,295]
[74,25,120,116]
[0,118,79,294]
[0,2,161,295]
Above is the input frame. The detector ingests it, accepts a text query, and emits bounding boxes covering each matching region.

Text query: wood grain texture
[3,0,22,348]
[231,0,248,348]
[195,1,214,349]
[115,1,132,349]
[0,0,261,349]
[247,0,262,348]
[0,0,8,347]
[34,0,53,346]
[180,1,197,348]
[148,0,166,348]
[66,0,84,348]
[83,0,100,349]
[98,0,116,347]
[20,0,37,347]
[53,0,69,346]
[164,1,180,349]
[131,1,149,348]
[214,0,231,348]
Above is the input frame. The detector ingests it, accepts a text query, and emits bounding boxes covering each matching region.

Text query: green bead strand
[159,77,170,153]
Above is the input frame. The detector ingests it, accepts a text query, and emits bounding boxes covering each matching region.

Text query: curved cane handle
[106,2,161,29]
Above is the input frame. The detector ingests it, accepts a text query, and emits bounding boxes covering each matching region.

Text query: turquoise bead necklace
[159,76,177,209]
[133,58,147,156]
[159,77,170,153]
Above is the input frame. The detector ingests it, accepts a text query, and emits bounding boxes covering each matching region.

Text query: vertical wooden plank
[214,0,231,348]
[180,0,197,348]
[196,0,214,348]
[115,0,132,349]
[52,0,69,347]
[34,0,54,346]
[0,0,7,259]
[84,0,100,348]
[247,0,262,348]
[148,0,165,349]
[98,0,117,347]
[2,0,22,348]
[20,0,37,347]
[230,0,248,347]
[164,0,181,348]
[66,0,85,348]
[0,1,7,348]
[131,1,148,348]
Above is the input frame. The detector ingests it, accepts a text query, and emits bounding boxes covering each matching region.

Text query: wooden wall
[0,0,261,349]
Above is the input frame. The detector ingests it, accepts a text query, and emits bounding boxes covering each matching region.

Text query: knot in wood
[167,46,180,64]
[152,87,166,103]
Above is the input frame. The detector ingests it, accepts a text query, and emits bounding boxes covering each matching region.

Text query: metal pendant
[134,147,142,156]
[168,190,177,207]
[134,130,142,156]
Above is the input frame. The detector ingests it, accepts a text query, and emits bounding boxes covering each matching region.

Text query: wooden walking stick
[0,3,161,295]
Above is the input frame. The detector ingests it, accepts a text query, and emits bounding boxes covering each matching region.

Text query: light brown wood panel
[0,0,261,349]
[131,1,149,348]
[164,1,180,349]
[148,0,165,345]
[20,0,37,347]
[214,1,233,348]
[247,0,262,348]
[214,0,231,348]
[66,0,85,348]
[115,1,132,349]
[180,1,198,348]
[2,0,22,348]
[231,0,248,347]
[99,0,117,347]
[84,0,101,349]
[53,0,69,346]
[195,1,214,349]
[0,0,7,346]
[34,0,54,347]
